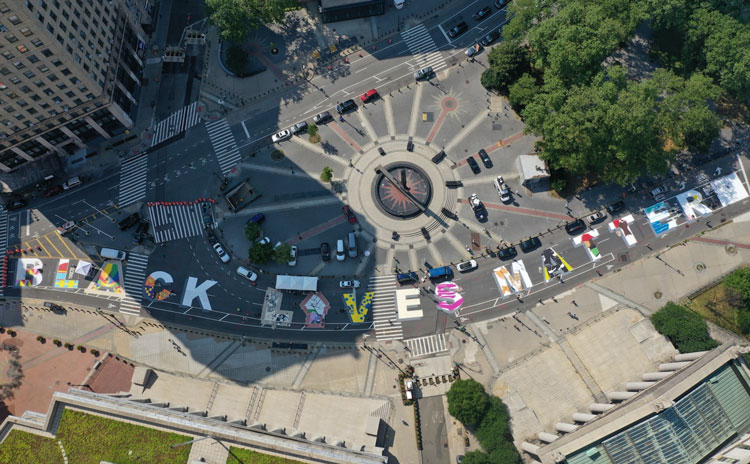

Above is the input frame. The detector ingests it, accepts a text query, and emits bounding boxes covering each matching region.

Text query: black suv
[606,200,626,215]
[565,219,586,235]
[498,246,517,260]
[336,99,357,114]
[131,219,149,244]
[520,236,541,253]
[478,149,492,168]
[467,157,481,174]
[320,242,331,261]
[118,212,141,231]
[473,6,492,21]
[480,30,500,47]
[448,22,468,38]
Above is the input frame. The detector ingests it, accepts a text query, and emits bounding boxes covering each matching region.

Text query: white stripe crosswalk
[118,153,149,207]
[369,275,403,341]
[150,101,201,147]
[401,24,447,73]
[147,203,204,244]
[206,119,242,176]
[0,209,7,296]
[405,334,448,358]
[120,252,148,316]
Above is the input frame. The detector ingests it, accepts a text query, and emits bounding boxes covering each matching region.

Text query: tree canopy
[205,0,289,42]
[651,302,719,353]
[446,379,488,428]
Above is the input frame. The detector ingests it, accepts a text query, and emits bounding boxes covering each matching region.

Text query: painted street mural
[15,258,43,287]
[609,215,637,248]
[435,281,464,314]
[572,229,601,262]
[541,248,572,282]
[300,292,330,328]
[492,261,532,297]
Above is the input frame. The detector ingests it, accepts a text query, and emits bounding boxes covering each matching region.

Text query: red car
[43,185,63,197]
[342,205,357,224]
[360,89,378,103]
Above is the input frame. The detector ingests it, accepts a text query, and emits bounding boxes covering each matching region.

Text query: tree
[724,267,750,302]
[737,309,750,335]
[245,222,261,241]
[651,302,719,353]
[273,243,293,264]
[460,451,493,464]
[482,41,528,92]
[320,166,333,183]
[205,0,288,42]
[446,379,489,427]
[508,73,539,110]
[308,123,320,143]
[226,44,249,75]
[476,397,512,453]
[248,241,273,265]
[488,441,523,464]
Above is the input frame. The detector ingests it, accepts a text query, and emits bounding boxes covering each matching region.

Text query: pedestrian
[571,300,578,307]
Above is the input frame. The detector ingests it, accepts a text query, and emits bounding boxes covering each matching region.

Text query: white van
[62,176,82,190]
[101,248,127,260]
[336,239,346,261]
[236,266,258,282]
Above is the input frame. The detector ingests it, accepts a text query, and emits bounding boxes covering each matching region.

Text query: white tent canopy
[275,275,318,292]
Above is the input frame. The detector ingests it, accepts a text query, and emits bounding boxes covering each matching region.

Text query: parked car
[432,150,447,164]
[650,185,667,199]
[342,205,358,224]
[271,129,291,143]
[245,213,265,226]
[397,272,419,284]
[43,185,63,197]
[457,260,478,272]
[62,176,82,190]
[57,220,77,235]
[448,22,468,38]
[480,30,500,46]
[5,199,26,211]
[212,242,231,263]
[497,246,517,260]
[565,219,586,235]
[118,212,141,231]
[414,66,433,80]
[320,242,331,261]
[336,99,357,114]
[291,121,308,135]
[469,193,487,221]
[236,266,258,282]
[336,239,346,261]
[494,0,510,8]
[360,89,378,103]
[466,157,481,174]
[587,211,606,224]
[606,200,626,215]
[131,219,149,244]
[257,236,271,245]
[313,111,333,124]
[465,43,482,58]
[204,226,218,244]
[519,236,541,253]
[478,149,492,168]
[288,246,297,266]
[473,6,492,20]
[494,176,511,203]
[339,280,360,289]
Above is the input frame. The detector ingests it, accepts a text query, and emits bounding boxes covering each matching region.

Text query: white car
[494,176,511,203]
[62,176,82,190]
[257,236,271,245]
[339,280,360,289]
[212,242,231,263]
[271,129,291,143]
[457,260,478,272]
[236,266,258,282]
[288,246,297,266]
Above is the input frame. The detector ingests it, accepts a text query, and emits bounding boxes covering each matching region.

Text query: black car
[378,147,386,156]
[467,157,481,174]
[494,0,510,8]
[565,219,586,235]
[448,22,468,38]
[473,203,487,221]
[607,200,626,215]
[480,30,500,46]
[5,199,27,211]
[478,149,492,168]
[118,212,141,231]
[473,6,492,21]
[204,226,218,244]
[498,246,517,260]
[421,227,430,240]
[519,236,541,253]
[336,99,357,114]
[441,207,459,220]
[131,219,149,245]
[320,242,331,261]
[432,150,447,164]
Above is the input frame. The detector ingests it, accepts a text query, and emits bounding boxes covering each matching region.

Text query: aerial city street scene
[0,0,749,462]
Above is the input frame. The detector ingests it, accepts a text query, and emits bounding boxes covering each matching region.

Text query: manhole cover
[465,80,469,84]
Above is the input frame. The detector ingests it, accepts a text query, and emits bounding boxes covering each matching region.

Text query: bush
[53,339,62,346]
[476,397,512,452]
[320,166,333,183]
[248,241,274,265]
[461,450,493,464]
[36,336,45,343]
[7,330,16,337]
[738,309,750,335]
[77,345,86,353]
[244,222,261,241]
[725,267,750,302]
[272,242,293,264]
[308,123,318,137]
[488,441,523,464]
[64,342,73,349]
[446,379,489,428]
[91,349,100,357]
[551,178,567,194]
[508,73,539,111]
[651,302,719,353]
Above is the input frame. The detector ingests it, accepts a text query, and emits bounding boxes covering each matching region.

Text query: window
[12,61,24,70]
[65,45,72,54]
[40,0,47,10]
[41,49,53,58]
[68,32,74,41]
[17,99,27,107]
[40,102,49,109]
[6,92,16,99]
[0,51,12,60]
[0,83,5,91]
[14,113,24,121]
[16,44,27,53]
[22,71,34,79]
[61,10,68,20]
[43,88,53,96]
[60,68,70,76]
[27,108,36,114]
[20,28,33,37]
[8,16,21,26]
[56,34,63,45]
[51,58,62,67]
[59,23,66,33]
[57,82,66,90]
[65,90,74,98]
[33,80,43,87]
[73,98,82,105]
[30,39,43,47]
[20,85,31,93]
[71,77,80,85]
[46,23,53,34]
[28,54,38,63]
[37,64,48,73]
[49,12,57,22]
[48,73,57,81]
[31,94,40,101]
[9,76,19,85]
[5,34,17,43]
[0,67,10,76]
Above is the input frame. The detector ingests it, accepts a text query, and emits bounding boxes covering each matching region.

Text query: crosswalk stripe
[368,275,403,341]
[147,203,205,244]
[405,334,448,358]
[120,252,149,316]
[150,102,201,147]
[206,119,242,176]
[0,209,7,296]
[118,153,149,207]
[401,24,447,73]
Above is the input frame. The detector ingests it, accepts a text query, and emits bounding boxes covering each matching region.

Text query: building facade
[0,0,151,182]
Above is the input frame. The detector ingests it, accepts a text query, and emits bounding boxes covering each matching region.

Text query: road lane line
[36,238,50,257]
[241,120,250,139]
[44,235,63,257]
[56,234,78,259]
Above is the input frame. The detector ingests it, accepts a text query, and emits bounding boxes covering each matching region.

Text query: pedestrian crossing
[150,101,202,147]
[206,119,242,176]
[401,24,448,73]
[369,275,404,341]
[0,209,7,296]
[405,334,448,358]
[147,203,204,243]
[120,252,148,316]
[118,153,149,207]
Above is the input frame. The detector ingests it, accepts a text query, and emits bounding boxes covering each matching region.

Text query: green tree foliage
[476,397,512,453]
[502,0,557,42]
[248,241,273,264]
[738,310,750,335]
[488,441,524,464]
[320,166,333,183]
[244,222,261,241]
[482,41,529,92]
[205,0,288,42]
[461,451,493,464]
[273,243,293,264]
[446,379,489,428]
[225,44,248,75]
[508,73,539,110]
[724,267,750,302]
[651,302,719,353]
[307,123,318,137]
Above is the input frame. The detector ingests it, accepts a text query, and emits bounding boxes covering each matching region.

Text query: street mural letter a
[181,277,217,311]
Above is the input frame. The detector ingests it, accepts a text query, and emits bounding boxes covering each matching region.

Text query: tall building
[0,0,152,185]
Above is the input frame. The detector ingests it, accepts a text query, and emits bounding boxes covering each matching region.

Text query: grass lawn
[227,447,307,464]
[0,409,192,464]
[686,282,744,336]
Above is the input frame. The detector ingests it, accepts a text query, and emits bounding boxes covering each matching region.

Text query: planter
[695,263,706,272]
[654,291,663,300]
